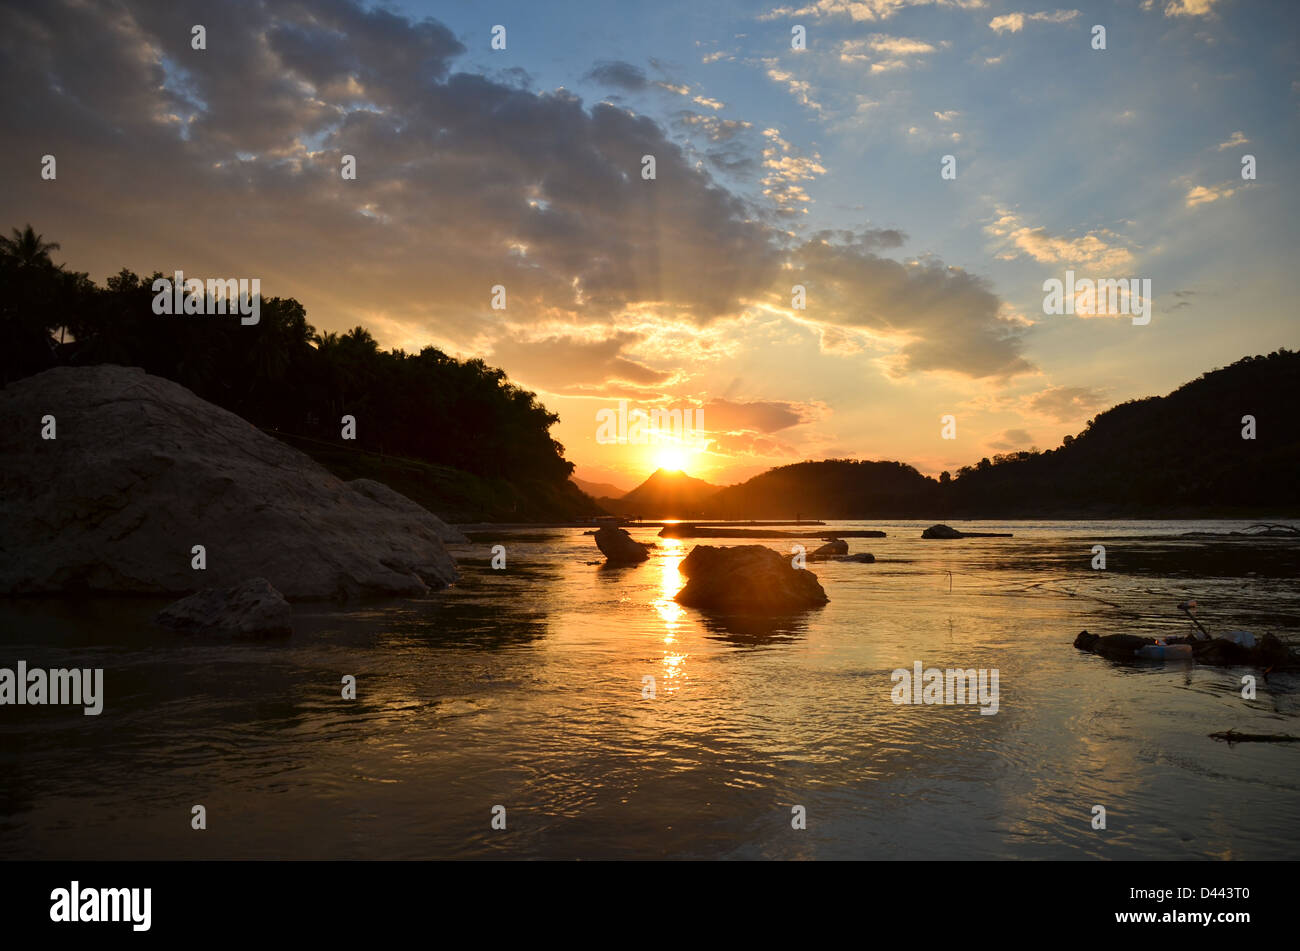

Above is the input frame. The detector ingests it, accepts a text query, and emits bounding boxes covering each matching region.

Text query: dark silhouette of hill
[570,476,631,499]
[704,460,938,519]
[697,350,1298,519]
[946,349,1299,516]
[600,468,720,517]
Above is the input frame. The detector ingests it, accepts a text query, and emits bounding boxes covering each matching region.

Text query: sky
[1,0,1296,491]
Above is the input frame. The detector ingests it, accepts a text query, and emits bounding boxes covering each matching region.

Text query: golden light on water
[654,539,687,638]
[654,539,689,691]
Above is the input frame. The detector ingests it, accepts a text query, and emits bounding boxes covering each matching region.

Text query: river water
[3,519,1298,859]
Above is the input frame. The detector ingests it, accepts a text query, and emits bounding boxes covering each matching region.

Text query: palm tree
[0,224,61,268]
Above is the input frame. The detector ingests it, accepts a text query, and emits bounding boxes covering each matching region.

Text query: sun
[655,446,688,471]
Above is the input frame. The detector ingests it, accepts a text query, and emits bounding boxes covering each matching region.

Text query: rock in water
[156,578,293,637]
[810,539,848,559]
[674,545,829,613]
[921,523,1012,539]
[0,365,459,599]
[595,525,649,563]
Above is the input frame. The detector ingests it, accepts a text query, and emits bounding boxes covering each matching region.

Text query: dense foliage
[0,225,574,484]
[948,349,1299,514]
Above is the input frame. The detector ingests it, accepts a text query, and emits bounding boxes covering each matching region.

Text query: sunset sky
[2,0,1296,490]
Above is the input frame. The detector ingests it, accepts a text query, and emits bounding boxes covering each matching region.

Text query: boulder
[807,539,873,563]
[347,478,469,544]
[594,525,650,563]
[156,578,293,637]
[674,545,829,614]
[0,365,460,599]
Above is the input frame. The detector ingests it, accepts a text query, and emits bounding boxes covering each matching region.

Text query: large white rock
[0,365,460,599]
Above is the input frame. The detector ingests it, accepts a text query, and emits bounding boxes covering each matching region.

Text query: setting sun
[655,446,688,471]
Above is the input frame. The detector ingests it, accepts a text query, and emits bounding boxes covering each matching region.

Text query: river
[3,519,1298,859]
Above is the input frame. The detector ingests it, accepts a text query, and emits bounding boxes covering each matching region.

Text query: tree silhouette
[0,224,61,268]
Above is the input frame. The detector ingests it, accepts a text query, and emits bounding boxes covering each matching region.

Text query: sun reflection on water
[654,539,688,691]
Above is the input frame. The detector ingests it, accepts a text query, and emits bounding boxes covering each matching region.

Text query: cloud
[986,211,1134,270]
[706,431,801,458]
[762,0,989,22]
[988,13,1025,32]
[788,233,1034,378]
[1216,130,1249,150]
[584,60,649,90]
[702,398,811,433]
[490,332,675,391]
[674,112,754,142]
[1145,0,1220,17]
[760,128,828,214]
[583,60,714,103]
[1027,385,1107,422]
[1185,183,1236,207]
[867,35,939,54]
[839,35,940,70]
[764,64,824,114]
[987,428,1034,450]
[989,10,1080,32]
[817,325,869,354]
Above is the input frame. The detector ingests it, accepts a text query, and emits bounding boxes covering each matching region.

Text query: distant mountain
[704,459,937,519]
[946,349,1300,516]
[695,350,1299,519]
[600,468,720,517]
[570,476,632,499]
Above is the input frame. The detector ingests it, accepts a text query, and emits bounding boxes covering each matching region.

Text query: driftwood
[1209,729,1300,744]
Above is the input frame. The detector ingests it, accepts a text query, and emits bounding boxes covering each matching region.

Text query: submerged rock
[806,539,874,563]
[674,544,829,614]
[594,525,650,563]
[922,523,1012,539]
[156,578,293,637]
[0,365,460,599]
